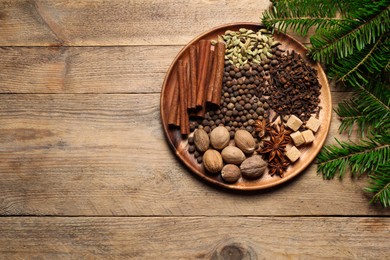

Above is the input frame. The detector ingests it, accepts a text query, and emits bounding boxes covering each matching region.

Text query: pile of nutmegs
[186,28,322,183]
[189,126,267,183]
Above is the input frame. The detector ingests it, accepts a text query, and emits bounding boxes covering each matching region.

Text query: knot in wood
[211,240,257,260]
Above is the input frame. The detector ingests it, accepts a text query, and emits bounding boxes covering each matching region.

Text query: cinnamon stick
[206,46,218,103]
[211,42,226,106]
[196,45,214,118]
[196,40,212,107]
[167,73,180,126]
[178,60,190,135]
[189,45,198,109]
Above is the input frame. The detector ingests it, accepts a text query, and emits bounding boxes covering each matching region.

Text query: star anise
[254,118,272,138]
[259,134,286,161]
[270,123,292,141]
[268,158,290,177]
[258,123,291,161]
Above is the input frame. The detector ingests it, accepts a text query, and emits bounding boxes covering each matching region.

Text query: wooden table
[0,0,388,259]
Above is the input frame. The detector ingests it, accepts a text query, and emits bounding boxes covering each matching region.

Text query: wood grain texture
[0,46,182,93]
[0,46,341,94]
[1,0,388,256]
[0,217,388,259]
[0,94,387,216]
[0,0,276,46]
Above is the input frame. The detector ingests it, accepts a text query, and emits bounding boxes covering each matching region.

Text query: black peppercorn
[188,145,195,153]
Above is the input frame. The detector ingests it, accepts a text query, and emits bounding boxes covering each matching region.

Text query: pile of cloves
[266,50,322,122]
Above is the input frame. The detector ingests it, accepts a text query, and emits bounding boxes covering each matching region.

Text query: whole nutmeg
[234,130,256,154]
[221,164,241,183]
[203,149,223,174]
[194,129,210,153]
[210,126,230,150]
[240,155,267,179]
[221,146,246,165]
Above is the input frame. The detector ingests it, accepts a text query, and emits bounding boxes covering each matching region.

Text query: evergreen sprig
[263,1,350,36]
[335,79,390,136]
[262,0,390,207]
[310,6,389,63]
[366,164,390,207]
[263,0,390,63]
[317,134,390,179]
[329,34,390,87]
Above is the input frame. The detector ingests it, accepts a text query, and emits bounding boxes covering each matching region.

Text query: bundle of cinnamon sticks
[167,40,226,135]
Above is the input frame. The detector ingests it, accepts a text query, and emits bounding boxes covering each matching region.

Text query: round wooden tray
[160,22,331,190]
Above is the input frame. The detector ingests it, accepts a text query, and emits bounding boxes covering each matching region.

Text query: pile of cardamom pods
[218,28,280,68]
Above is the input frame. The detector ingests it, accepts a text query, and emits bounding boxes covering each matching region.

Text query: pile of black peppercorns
[193,61,272,139]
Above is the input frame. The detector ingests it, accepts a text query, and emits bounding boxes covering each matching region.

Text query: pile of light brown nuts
[193,126,267,183]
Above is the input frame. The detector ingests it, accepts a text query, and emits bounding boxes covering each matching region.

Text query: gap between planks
[0,215,389,218]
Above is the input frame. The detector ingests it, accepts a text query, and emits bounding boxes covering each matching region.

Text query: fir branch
[316,134,390,179]
[263,16,349,36]
[335,79,390,136]
[264,0,390,63]
[336,99,369,136]
[354,81,390,127]
[365,164,390,207]
[268,0,342,18]
[329,34,389,86]
[263,0,354,35]
[310,5,389,63]
[345,0,390,21]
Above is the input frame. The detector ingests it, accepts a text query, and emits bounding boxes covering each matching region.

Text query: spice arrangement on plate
[163,25,328,186]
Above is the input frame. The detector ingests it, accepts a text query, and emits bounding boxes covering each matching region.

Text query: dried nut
[210,126,230,150]
[221,146,246,165]
[221,164,241,183]
[234,130,256,154]
[203,149,223,174]
[240,155,267,179]
[194,129,210,153]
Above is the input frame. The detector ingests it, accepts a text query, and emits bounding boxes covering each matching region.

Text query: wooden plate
[160,22,331,190]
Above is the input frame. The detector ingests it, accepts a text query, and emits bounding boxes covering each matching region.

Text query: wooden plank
[0,217,388,259]
[0,93,386,216]
[0,46,338,94]
[0,46,182,93]
[0,0,310,46]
